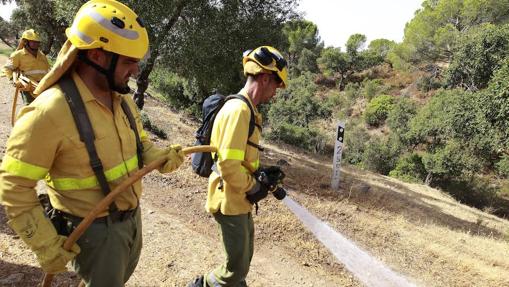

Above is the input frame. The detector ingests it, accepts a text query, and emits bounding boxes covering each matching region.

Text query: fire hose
[41,145,220,286]
[11,73,38,126]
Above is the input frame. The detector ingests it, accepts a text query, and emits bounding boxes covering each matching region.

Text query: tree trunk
[133,49,158,110]
[43,36,54,55]
[337,74,346,91]
[133,0,188,110]
[425,172,433,186]
[0,36,14,48]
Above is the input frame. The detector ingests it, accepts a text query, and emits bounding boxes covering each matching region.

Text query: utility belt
[39,194,138,236]
[59,207,138,225]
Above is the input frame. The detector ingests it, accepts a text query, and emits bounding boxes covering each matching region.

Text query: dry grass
[130,83,509,286]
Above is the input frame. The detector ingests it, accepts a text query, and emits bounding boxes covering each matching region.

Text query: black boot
[187,275,205,287]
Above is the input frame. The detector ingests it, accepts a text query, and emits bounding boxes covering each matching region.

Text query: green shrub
[325,90,343,108]
[496,155,509,178]
[266,123,327,153]
[386,97,417,144]
[389,153,427,183]
[344,82,361,101]
[362,79,388,100]
[267,72,332,153]
[361,136,399,175]
[149,67,202,115]
[445,23,509,91]
[140,112,167,139]
[416,75,442,92]
[344,125,370,165]
[364,94,395,127]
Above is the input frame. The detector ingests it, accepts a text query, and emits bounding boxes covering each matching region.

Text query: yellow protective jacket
[0,71,163,219]
[206,89,262,215]
[2,48,50,82]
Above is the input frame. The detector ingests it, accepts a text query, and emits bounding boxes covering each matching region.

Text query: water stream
[282,196,416,287]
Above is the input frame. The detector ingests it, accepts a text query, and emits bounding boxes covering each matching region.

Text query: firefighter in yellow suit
[2,29,50,104]
[0,1,184,286]
[188,46,288,287]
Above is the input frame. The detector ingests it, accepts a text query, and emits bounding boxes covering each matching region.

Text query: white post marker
[331,122,345,190]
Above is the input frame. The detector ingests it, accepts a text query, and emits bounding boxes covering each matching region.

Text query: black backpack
[191,93,262,177]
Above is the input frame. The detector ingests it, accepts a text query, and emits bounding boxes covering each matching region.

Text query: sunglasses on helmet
[244,47,287,71]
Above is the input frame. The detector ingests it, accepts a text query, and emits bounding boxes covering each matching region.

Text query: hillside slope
[0,54,508,287]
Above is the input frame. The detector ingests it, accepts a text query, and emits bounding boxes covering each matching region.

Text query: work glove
[246,180,269,204]
[35,235,81,274]
[256,166,285,191]
[8,206,80,274]
[246,166,285,204]
[159,144,185,173]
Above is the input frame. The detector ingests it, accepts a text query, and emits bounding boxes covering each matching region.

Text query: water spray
[280,190,416,287]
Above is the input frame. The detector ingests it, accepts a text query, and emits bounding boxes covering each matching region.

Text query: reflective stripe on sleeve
[47,155,139,191]
[1,155,49,180]
[240,159,259,173]
[24,69,48,75]
[217,148,245,161]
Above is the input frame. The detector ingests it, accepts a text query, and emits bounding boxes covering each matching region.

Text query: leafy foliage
[367,39,396,61]
[317,47,348,78]
[296,48,320,74]
[149,68,200,114]
[0,17,16,47]
[161,0,299,103]
[391,0,509,71]
[406,88,495,182]
[389,153,427,183]
[344,125,371,165]
[317,35,392,89]
[445,23,509,90]
[9,0,70,55]
[361,135,400,175]
[416,75,442,92]
[361,79,389,100]
[386,97,418,145]
[282,19,323,75]
[495,155,509,178]
[364,94,394,127]
[266,72,331,152]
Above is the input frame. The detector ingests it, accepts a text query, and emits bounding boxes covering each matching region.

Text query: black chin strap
[24,43,38,54]
[78,51,131,94]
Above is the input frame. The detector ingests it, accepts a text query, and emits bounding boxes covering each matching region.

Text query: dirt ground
[1,53,509,287]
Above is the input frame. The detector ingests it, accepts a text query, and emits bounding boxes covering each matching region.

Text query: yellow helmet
[242,46,288,89]
[66,0,148,59]
[21,29,40,41]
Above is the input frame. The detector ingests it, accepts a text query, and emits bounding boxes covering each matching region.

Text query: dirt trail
[1,53,509,287]
[0,55,349,286]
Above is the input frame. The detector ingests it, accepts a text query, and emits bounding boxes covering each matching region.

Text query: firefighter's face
[260,73,280,104]
[26,40,40,50]
[114,55,140,89]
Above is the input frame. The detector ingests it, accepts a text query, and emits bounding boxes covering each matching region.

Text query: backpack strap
[59,75,118,213]
[120,100,144,169]
[225,95,264,151]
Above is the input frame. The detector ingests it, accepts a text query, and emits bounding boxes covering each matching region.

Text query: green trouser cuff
[206,212,254,287]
